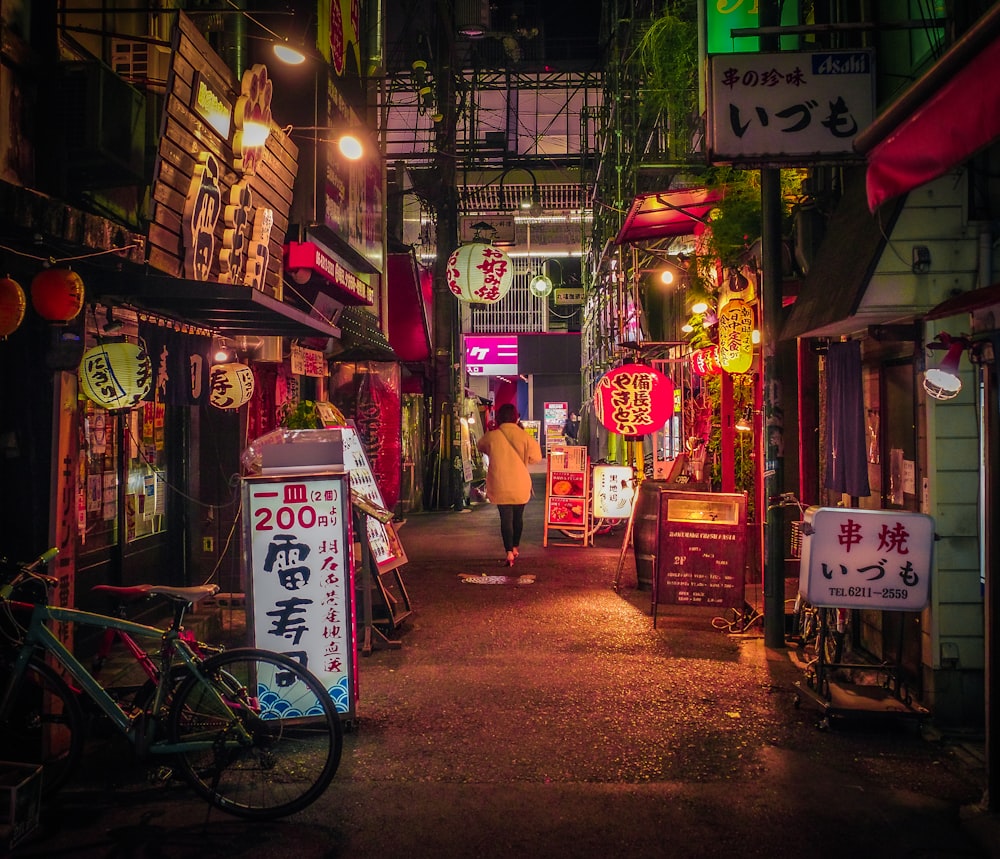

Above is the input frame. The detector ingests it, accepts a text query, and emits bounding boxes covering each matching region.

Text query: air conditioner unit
[56,61,146,189]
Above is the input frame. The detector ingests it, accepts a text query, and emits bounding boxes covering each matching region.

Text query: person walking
[477,403,543,566]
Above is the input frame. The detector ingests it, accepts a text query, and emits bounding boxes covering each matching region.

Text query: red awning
[614,188,722,245]
[386,251,433,362]
[855,5,1000,211]
[924,281,1000,321]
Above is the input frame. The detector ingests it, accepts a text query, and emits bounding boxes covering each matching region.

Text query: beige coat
[477,423,543,504]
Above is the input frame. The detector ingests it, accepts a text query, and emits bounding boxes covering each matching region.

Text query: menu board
[543,446,590,544]
[592,465,636,519]
[243,473,357,719]
[340,425,408,573]
[655,491,746,609]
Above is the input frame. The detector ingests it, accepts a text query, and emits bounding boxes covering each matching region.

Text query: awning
[329,306,398,362]
[925,282,1000,321]
[781,173,904,340]
[92,271,342,338]
[386,251,432,362]
[855,4,1000,211]
[614,188,723,245]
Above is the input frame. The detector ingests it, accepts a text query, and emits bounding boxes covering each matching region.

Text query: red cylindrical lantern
[0,276,27,338]
[31,268,85,322]
[593,363,674,437]
[690,345,722,376]
[446,243,514,304]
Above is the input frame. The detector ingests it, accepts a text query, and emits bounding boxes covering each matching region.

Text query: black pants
[497,503,526,553]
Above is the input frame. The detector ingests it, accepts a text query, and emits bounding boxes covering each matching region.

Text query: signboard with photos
[544,446,591,546]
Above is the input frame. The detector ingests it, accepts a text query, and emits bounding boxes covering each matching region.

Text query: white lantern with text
[446,243,514,304]
[79,342,152,410]
[209,363,255,409]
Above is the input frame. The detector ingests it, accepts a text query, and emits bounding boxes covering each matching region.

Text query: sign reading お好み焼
[798,507,934,611]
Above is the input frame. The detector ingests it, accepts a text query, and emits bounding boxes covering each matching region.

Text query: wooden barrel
[632,480,667,591]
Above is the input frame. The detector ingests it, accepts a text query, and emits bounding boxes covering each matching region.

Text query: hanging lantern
[690,345,722,376]
[79,341,152,410]
[593,363,674,438]
[717,299,755,374]
[0,276,27,338]
[30,268,85,322]
[209,363,255,409]
[445,243,513,304]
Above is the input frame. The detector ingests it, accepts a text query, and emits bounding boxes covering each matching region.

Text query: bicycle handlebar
[0,547,59,598]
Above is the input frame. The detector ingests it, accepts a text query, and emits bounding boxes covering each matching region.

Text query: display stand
[339,427,412,655]
[543,446,591,546]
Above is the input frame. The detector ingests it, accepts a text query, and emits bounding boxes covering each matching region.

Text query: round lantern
[209,363,255,409]
[593,363,674,438]
[30,268,85,322]
[0,276,27,338]
[79,341,152,410]
[717,299,754,374]
[445,243,513,304]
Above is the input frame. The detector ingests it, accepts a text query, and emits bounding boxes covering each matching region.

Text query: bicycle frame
[0,600,250,753]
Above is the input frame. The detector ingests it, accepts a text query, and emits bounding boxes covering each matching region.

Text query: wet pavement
[9,474,999,858]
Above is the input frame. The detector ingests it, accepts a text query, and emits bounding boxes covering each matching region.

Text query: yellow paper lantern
[0,276,27,338]
[209,363,255,409]
[79,342,152,410]
[445,243,514,304]
[717,299,754,374]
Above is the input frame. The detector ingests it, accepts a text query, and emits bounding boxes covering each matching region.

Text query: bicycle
[0,548,343,819]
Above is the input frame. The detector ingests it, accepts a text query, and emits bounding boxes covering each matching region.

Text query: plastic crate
[0,761,42,850]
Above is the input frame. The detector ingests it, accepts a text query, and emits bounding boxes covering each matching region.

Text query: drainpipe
[979,220,998,813]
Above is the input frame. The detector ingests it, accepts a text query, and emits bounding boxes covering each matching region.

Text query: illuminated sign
[594,363,674,437]
[799,507,934,611]
[464,334,518,375]
[191,71,232,140]
[284,241,374,305]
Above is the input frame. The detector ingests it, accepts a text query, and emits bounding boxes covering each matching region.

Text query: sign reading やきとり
[798,507,934,612]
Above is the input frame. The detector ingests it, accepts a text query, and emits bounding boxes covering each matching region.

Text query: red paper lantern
[30,268,85,322]
[0,276,27,338]
[690,345,722,376]
[446,243,514,304]
[593,363,674,437]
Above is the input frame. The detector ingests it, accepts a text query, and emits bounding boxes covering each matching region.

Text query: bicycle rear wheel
[168,648,342,819]
[0,655,84,795]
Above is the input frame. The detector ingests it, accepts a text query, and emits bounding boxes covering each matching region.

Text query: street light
[283,125,365,161]
[497,166,543,216]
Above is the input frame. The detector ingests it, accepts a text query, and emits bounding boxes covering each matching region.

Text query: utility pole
[430,0,462,509]
[760,0,786,648]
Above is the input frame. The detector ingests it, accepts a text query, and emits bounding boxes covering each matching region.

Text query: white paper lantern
[528,273,553,298]
[209,362,255,409]
[79,342,152,410]
[446,243,514,304]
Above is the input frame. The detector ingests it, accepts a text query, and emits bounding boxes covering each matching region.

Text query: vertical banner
[244,473,357,719]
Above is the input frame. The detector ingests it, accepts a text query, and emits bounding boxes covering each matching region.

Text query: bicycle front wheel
[0,655,84,795]
[168,648,342,819]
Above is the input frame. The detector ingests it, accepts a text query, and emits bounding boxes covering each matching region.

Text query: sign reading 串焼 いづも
[243,473,357,720]
[798,507,934,612]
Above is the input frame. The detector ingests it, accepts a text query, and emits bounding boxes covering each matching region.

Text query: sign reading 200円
[244,474,357,717]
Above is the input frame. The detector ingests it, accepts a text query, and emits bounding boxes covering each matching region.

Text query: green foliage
[278,399,321,429]
[635,5,699,159]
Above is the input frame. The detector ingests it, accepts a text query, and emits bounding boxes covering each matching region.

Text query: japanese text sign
[717,299,754,374]
[465,334,518,375]
[707,50,874,163]
[244,474,356,717]
[592,465,635,519]
[594,364,674,437]
[798,507,934,611]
